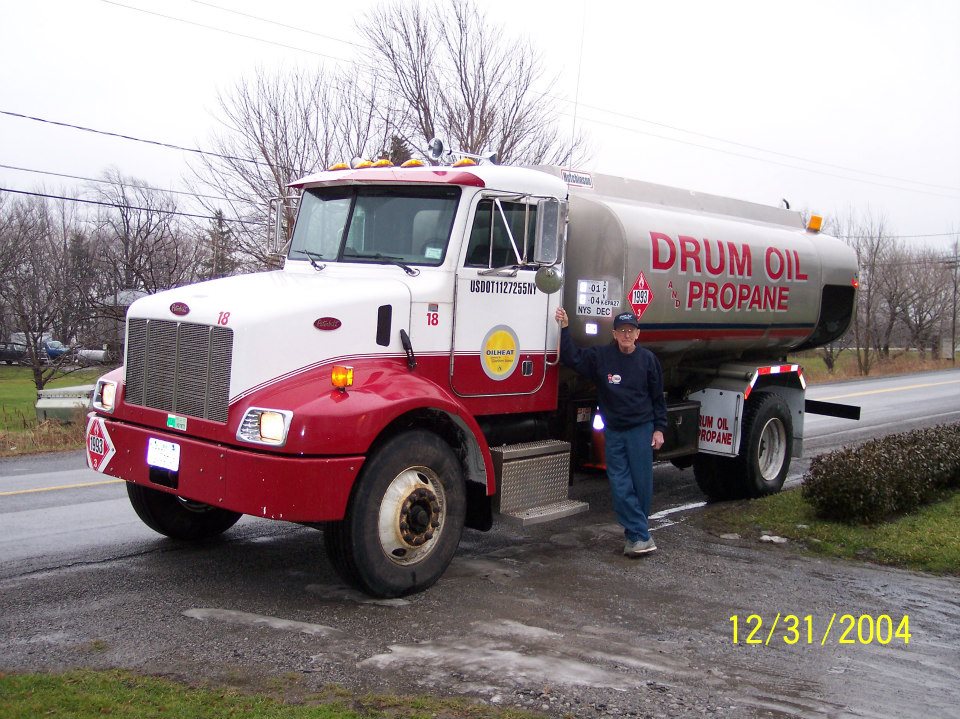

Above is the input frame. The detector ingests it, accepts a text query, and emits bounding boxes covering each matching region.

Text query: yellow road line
[0,478,124,496]
[819,378,960,401]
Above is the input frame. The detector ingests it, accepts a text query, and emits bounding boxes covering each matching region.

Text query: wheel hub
[399,487,441,546]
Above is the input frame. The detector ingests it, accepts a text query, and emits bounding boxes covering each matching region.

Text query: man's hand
[652,430,665,450]
[555,307,569,328]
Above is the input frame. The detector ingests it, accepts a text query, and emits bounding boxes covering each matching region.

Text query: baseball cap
[613,312,640,329]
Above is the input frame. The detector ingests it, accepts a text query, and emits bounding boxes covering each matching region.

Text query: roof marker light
[372,159,393,167]
[807,214,823,232]
[328,162,349,171]
[401,159,425,167]
[452,157,477,167]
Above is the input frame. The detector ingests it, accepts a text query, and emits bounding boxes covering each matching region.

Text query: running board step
[491,440,588,527]
[501,498,589,527]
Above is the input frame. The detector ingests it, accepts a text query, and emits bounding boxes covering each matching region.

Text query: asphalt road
[1,369,959,718]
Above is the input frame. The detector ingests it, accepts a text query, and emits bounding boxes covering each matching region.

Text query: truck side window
[465,200,537,267]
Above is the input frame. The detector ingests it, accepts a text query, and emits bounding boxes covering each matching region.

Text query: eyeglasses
[614,327,638,335]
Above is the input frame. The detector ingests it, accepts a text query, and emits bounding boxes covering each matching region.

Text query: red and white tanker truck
[85,153,859,597]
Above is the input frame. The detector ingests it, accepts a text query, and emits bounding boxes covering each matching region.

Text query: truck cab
[86,161,575,598]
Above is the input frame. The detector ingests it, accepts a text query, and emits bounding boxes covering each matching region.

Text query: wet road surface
[1,370,959,717]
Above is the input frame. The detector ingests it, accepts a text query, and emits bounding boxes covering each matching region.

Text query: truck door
[451,197,555,397]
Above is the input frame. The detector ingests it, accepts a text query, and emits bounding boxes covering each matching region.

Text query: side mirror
[535,265,563,294]
[427,138,446,161]
[533,198,567,265]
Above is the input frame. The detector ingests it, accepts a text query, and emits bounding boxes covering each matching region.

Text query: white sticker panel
[575,279,621,318]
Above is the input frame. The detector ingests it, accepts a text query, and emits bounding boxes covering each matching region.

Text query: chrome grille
[125,318,233,423]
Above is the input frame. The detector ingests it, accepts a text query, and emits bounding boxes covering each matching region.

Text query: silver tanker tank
[537,168,859,374]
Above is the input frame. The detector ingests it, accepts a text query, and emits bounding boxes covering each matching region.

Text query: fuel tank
[539,169,859,369]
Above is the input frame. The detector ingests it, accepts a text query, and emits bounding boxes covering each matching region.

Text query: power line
[184,0,960,196]
[100,0,352,64]
[0,109,273,169]
[190,0,367,51]
[66,3,960,200]
[0,187,266,226]
[569,103,960,195]
[0,162,231,203]
[573,111,960,201]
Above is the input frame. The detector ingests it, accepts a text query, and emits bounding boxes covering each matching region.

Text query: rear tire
[126,483,241,540]
[693,453,740,501]
[324,430,465,598]
[736,391,793,497]
[693,392,793,501]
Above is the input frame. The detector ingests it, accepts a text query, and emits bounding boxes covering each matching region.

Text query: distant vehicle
[0,342,27,365]
[76,348,112,366]
[42,340,69,361]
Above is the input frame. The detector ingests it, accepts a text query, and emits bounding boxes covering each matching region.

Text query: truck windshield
[288,186,460,268]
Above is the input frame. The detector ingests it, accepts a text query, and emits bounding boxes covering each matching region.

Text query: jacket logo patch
[608,374,622,385]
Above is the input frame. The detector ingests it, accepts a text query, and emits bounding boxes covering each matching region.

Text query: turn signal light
[852,276,860,289]
[331,365,354,390]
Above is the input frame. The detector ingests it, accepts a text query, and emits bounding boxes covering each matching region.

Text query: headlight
[237,408,293,447]
[92,380,118,413]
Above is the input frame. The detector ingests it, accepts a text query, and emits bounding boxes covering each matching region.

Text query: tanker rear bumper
[87,415,364,522]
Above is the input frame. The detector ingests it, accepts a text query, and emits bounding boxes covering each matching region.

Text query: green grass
[0,366,104,422]
[0,366,105,455]
[702,488,960,575]
[788,350,954,385]
[0,669,542,719]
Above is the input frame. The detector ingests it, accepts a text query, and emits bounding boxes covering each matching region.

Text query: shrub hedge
[801,423,960,524]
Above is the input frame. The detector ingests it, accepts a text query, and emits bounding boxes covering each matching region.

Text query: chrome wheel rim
[757,418,787,481]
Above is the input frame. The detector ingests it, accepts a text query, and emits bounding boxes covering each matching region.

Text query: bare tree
[360,0,587,165]
[899,247,950,358]
[0,193,89,389]
[836,209,894,376]
[872,240,908,358]
[92,169,201,297]
[191,65,397,269]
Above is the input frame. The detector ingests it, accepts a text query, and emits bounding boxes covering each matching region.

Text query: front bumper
[86,414,363,522]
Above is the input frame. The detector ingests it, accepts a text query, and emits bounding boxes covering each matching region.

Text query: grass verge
[0,366,105,456]
[0,669,543,719]
[700,488,960,575]
[788,350,954,384]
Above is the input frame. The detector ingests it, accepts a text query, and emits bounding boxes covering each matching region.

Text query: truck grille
[125,318,233,423]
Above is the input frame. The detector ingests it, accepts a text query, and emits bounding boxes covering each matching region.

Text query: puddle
[184,608,342,637]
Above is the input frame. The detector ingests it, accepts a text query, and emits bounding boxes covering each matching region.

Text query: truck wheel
[735,391,793,497]
[693,454,740,501]
[126,483,241,540]
[324,430,466,598]
[693,392,793,500]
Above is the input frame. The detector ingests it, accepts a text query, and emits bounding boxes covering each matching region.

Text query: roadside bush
[802,423,960,524]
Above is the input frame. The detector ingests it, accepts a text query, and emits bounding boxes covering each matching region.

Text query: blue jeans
[604,422,654,542]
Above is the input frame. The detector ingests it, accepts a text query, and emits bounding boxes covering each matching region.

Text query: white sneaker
[624,537,657,557]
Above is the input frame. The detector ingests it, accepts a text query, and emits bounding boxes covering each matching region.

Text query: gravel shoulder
[2,471,958,719]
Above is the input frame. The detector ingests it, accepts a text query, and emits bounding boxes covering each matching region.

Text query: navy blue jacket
[560,328,668,433]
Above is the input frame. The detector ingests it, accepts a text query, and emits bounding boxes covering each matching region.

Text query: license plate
[147,437,181,472]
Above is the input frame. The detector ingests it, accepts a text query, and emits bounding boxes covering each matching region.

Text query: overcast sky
[2,0,958,249]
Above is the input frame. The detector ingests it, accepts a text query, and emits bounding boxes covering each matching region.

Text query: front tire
[324,430,466,598]
[126,483,241,540]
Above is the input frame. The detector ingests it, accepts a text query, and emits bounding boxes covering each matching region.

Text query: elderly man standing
[555,307,667,556]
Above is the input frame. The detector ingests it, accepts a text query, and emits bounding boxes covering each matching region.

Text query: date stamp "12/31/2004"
[730,614,911,646]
